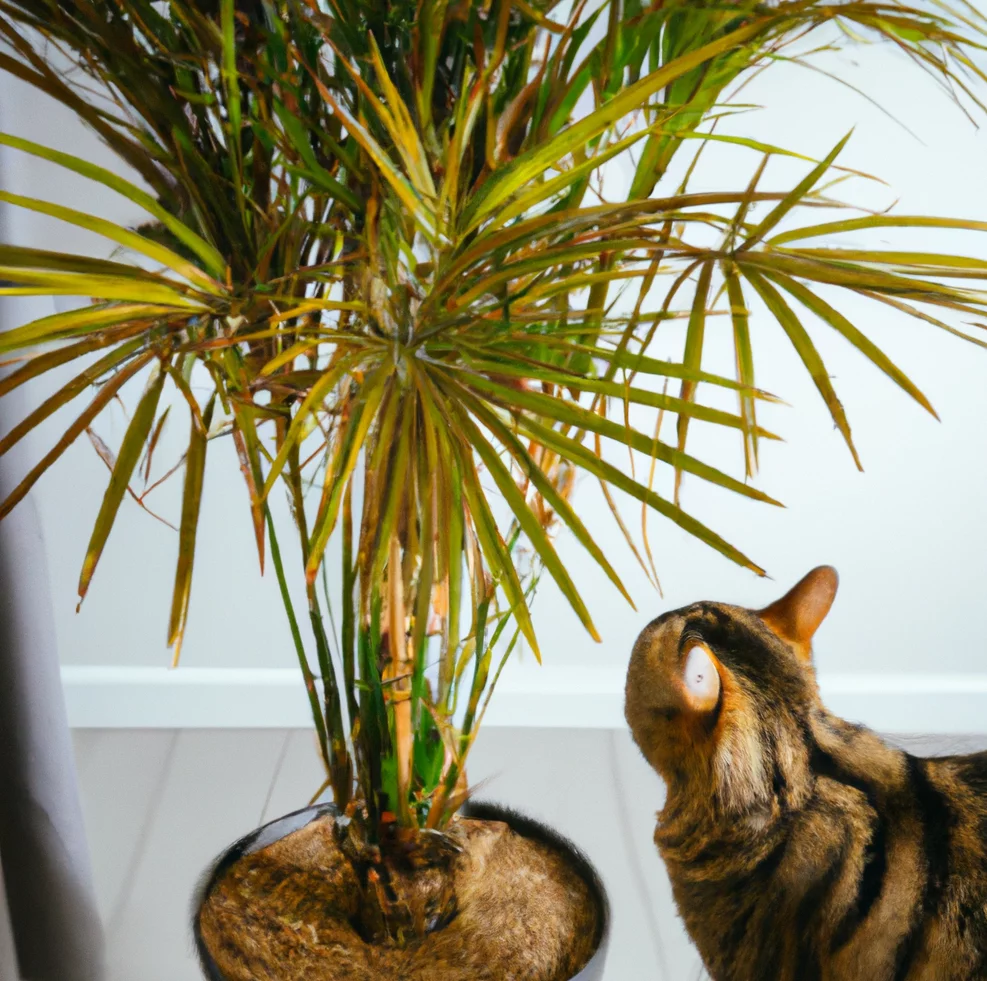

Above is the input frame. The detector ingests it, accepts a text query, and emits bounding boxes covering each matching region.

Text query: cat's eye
[682,644,720,710]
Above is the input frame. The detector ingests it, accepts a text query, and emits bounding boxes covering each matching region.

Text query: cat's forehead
[646,601,758,639]
[640,600,790,677]
[643,599,808,695]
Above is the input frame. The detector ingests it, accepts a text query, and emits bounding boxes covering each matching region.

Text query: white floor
[70,729,987,981]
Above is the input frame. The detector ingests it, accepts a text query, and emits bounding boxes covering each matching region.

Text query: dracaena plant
[2,0,987,940]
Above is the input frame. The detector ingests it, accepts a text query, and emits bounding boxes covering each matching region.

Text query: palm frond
[1,0,986,838]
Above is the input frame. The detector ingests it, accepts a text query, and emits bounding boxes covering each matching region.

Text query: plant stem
[266,508,332,778]
[387,532,413,823]
[358,591,387,834]
[439,451,463,710]
[287,447,352,808]
[341,482,360,729]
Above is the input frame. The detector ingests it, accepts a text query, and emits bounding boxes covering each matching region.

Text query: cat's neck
[804,708,907,800]
[657,707,905,857]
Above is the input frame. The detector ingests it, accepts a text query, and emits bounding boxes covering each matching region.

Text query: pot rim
[192,800,611,981]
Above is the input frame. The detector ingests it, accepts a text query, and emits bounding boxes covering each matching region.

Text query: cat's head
[624,566,838,813]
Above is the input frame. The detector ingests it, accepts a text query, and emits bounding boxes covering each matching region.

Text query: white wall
[2,32,987,687]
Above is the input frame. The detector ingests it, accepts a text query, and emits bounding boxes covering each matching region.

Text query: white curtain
[0,113,105,981]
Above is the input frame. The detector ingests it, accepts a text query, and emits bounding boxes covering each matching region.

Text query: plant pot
[193,801,610,981]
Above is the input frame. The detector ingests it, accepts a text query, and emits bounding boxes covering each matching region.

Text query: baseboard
[60,665,987,732]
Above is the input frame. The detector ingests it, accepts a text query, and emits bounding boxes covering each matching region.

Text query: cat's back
[799,742,987,981]
[908,748,987,977]
[660,732,987,981]
[816,743,987,981]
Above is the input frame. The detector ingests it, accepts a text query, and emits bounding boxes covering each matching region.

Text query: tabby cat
[624,566,987,981]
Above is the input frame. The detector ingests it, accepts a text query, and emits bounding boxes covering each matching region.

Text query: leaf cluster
[1,0,986,833]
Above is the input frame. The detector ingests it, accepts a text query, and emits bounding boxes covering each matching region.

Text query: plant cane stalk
[388,532,413,823]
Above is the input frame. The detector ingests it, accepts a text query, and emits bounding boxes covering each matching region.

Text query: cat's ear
[678,642,721,714]
[758,566,838,658]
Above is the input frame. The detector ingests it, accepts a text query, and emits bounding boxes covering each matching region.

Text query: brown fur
[197,814,600,981]
[625,567,987,981]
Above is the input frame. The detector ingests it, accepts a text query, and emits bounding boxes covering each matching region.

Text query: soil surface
[197,814,602,981]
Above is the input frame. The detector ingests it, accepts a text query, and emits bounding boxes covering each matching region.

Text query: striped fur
[624,569,987,981]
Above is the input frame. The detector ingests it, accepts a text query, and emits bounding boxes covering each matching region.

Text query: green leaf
[461,16,781,232]
[368,399,415,587]
[444,375,634,608]
[0,263,206,308]
[142,404,171,484]
[481,333,779,397]
[0,133,227,279]
[452,435,541,662]
[447,393,600,642]
[311,75,439,243]
[629,60,743,199]
[489,124,654,230]
[517,414,766,575]
[722,262,760,476]
[677,129,879,178]
[0,243,202,285]
[276,104,362,211]
[455,351,778,437]
[360,387,403,555]
[740,132,852,249]
[413,706,445,795]
[0,338,146,457]
[409,440,435,743]
[366,32,437,200]
[738,250,981,307]
[266,509,333,775]
[340,482,359,727]
[675,260,713,502]
[767,270,937,418]
[768,214,987,247]
[220,0,243,196]
[0,303,178,354]
[0,330,143,399]
[447,235,666,310]
[742,267,863,470]
[0,351,155,522]
[856,289,987,350]
[458,365,780,505]
[780,247,987,278]
[167,378,214,660]
[260,353,359,500]
[0,197,217,296]
[230,404,267,572]
[78,363,167,601]
[306,366,392,584]
[435,190,782,299]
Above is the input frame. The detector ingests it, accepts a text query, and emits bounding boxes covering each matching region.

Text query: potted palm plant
[2,0,987,977]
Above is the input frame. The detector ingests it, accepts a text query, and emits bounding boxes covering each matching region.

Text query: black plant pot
[193,800,610,981]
